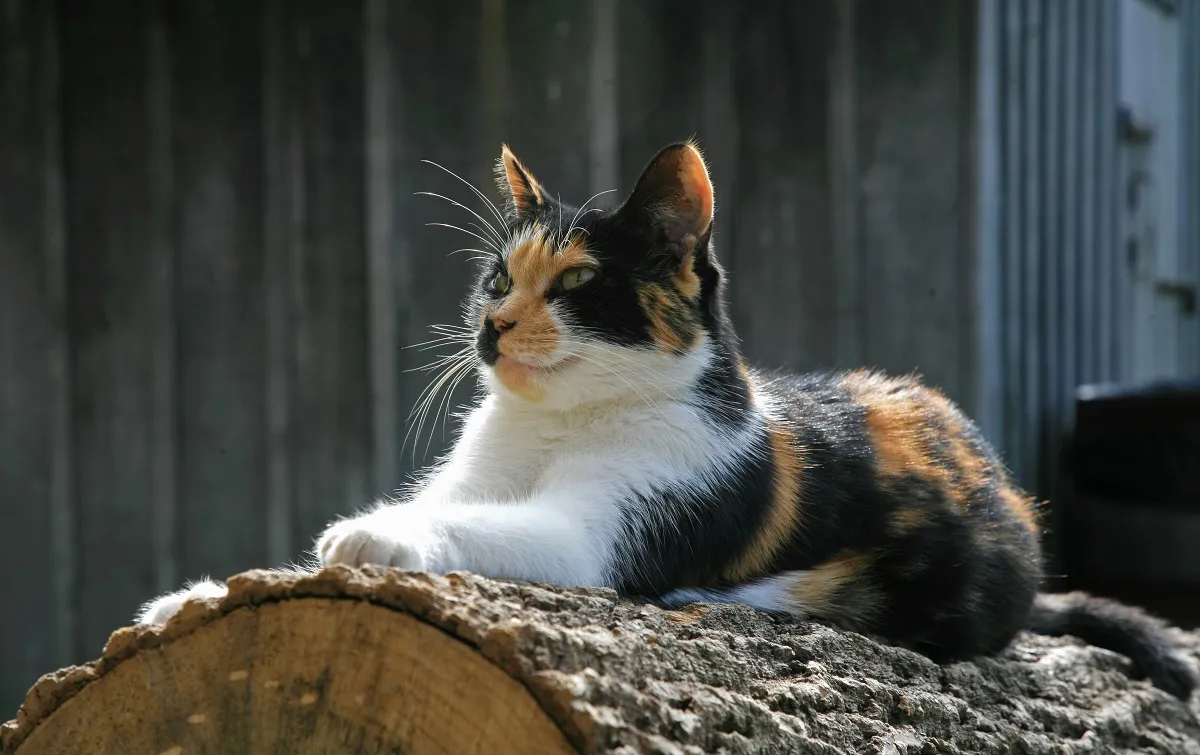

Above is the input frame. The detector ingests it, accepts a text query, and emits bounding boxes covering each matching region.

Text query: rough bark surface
[3,566,1199,754]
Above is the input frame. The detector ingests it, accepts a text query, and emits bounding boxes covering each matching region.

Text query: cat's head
[467,141,733,409]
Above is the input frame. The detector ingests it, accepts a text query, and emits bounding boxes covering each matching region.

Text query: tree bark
[3,566,1199,754]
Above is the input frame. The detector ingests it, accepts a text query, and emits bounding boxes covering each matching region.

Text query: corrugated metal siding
[977,0,1123,497]
[1182,0,1200,371]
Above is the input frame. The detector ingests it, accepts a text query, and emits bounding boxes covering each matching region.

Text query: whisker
[425,356,479,460]
[415,191,505,248]
[426,222,500,254]
[566,189,616,239]
[403,334,473,350]
[403,353,476,465]
[420,159,512,243]
[445,247,492,259]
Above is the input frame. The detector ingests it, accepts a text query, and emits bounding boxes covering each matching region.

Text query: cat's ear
[497,144,546,220]
[619,141,714,251]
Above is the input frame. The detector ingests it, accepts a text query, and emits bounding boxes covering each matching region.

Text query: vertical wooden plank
[393,3,490,474]
[975,0,1006,448]
[588,0,619,199]
[700,1,740,277]
[724,0,834,370]
[1097,0,1118,382]
[857,0,972,404]
[262,0,296,564]
[616,0,706,187]
[42,0,74,678]
[1039,0,1064,563]
[286,0,372,548]
[477,0,508,199]
[1078,1,1098,384]
[146,1,178,593]
[171,0,269,579]
[1061,0,1080,431]
[60,0,159,652]
[1021,0,1043,488]
[1040,0,1060,486]
[503,0,595,202]
[829,0,863,369]
[955,0,981,421]
[1002,0,1026,481]
[365,0,399,495]
[0,0,75,712]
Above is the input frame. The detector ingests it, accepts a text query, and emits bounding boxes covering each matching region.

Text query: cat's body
[140,141,1197,699]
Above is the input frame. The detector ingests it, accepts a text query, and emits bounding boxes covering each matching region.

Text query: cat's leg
[136,578,228,627]
[317,494,617,588]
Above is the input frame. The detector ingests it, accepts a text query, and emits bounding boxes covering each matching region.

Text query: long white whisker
[420,159,511,243]
[566,189,616,239]
[415,191,506,248]
[403,334,473,350]
[404,353,476,465]
[426,222,500,254]
[425,357,479,460]
[417,356,478,462]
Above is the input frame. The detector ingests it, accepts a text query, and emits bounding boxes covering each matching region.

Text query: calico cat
[139,141,1197,700]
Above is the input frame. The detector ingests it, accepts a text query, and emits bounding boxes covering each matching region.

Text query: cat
[139,141,1197,700]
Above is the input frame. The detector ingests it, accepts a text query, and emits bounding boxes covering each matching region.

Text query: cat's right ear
[496,144,546,221]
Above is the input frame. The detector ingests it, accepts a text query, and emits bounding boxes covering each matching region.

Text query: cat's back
[751,366,1038,545]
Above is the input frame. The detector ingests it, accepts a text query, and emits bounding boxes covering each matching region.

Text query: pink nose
[491,316,516,334]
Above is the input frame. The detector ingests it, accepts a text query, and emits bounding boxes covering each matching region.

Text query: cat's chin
[491,353,580,401]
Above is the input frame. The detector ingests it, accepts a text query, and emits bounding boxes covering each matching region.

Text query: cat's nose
[489,316,516,335]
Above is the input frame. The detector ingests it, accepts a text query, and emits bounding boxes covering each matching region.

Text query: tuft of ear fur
[496,144,545,220]
[620,140,715,253]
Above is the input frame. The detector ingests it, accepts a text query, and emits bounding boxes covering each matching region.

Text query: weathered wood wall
[0,0,976,712]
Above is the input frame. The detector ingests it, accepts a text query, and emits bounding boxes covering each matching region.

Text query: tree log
[3,567,1199,754]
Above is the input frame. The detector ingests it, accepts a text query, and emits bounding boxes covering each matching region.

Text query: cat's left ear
[497,144,546,220]
[619,140,714,253]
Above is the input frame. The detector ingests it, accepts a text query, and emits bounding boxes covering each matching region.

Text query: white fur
[139,287,770,627]
[659,573,803,616]
[136,577,228,627]
[317,334,765,590]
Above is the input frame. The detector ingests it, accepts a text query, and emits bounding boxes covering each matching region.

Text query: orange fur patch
[722,421,806,582]
[676,251,702,300]
[638,282,698,353]
[487,230,597,400]
[501,144,544,215]
[889,507,928,536]
[998,485,1041,534]
[789,551,880,629]
[843,371,987,512]
[677,141,714,232]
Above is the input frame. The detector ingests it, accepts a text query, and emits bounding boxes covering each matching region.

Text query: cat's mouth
[494,353,580,376]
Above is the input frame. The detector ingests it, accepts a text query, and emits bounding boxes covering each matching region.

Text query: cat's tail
[1027,591,1198,700]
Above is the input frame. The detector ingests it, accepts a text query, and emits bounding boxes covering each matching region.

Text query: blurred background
[2,0,1198,714]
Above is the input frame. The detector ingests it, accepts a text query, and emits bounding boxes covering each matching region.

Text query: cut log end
[5,597,572,755]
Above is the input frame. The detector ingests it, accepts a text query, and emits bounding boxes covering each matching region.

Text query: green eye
[558,266,597,292]
[491,272,512,295]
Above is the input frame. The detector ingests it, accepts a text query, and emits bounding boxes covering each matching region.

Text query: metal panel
[1181,0,1200,369]
[977,0,1126,500]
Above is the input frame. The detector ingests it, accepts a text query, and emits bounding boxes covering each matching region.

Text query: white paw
[317,514,433,570]
[136,579,228,627]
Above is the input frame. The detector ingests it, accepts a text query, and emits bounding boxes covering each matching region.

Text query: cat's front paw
[317,514,432,571]
[136,579,228,627]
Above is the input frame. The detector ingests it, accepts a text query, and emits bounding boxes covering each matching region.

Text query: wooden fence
[0,0,976,711]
